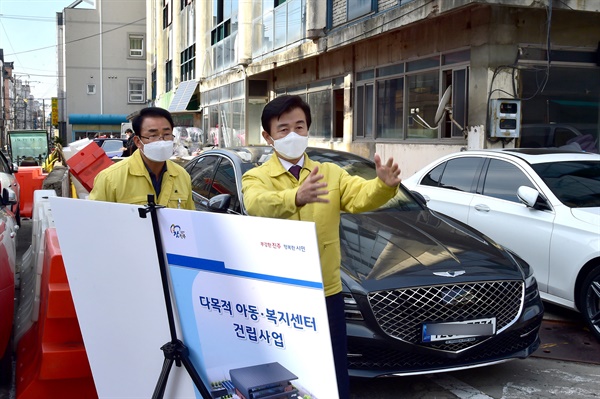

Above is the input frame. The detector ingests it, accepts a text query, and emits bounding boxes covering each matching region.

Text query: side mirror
[1,187,18,206]
[517,186,550,211]
[207,194,231,213]
[410,190,428,207]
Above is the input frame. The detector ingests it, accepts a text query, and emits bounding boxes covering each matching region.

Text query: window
[377,77,403,139]
[482,160,533,203]
[211,159,242,213]
[163,0,172,29]
[519,65,599,142]
[437,157,484,192]
[180,0,193,10]
[128,78,145,103]
[151,70,157,100]
[354,51,470,142]
[128,34,144,58]
[181,44,196,81]
[348,0,374,21]
[251,0,305,58]
[211,0,238,45]
[406,70,439,139]
[307,90,332,139]
[87,84,96,95]
[210,0,238,72]
[355,83,374,138]
[165,60,173,92]
[188,155,219,200]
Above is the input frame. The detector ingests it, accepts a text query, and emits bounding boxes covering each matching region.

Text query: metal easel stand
[138,195,211,399]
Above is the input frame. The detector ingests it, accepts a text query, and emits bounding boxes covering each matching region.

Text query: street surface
[1,218,599,399]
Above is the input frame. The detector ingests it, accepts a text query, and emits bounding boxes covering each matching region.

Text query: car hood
[340,209,523,293]
[570,207,600,227]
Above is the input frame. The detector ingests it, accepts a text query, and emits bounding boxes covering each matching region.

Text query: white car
[0,151,20,225]
[403,148,600,339]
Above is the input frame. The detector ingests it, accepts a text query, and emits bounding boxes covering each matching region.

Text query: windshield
[101,140,125,152]
[532,161,600,207]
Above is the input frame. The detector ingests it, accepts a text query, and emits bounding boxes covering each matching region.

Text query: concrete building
[148,0,599,177]
[57,0,147,142]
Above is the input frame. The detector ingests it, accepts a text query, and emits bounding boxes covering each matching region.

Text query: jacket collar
[264,153,315,177]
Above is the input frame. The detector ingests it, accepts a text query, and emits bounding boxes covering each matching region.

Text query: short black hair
[131,107,174,136]
[261,95,312,135]
[125,128,133,134]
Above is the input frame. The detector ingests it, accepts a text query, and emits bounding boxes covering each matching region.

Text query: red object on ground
[66,142,113,192]
[15,228,97,399]
[15,167,46,218]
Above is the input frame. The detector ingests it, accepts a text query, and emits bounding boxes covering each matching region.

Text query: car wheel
[580,266,600,341]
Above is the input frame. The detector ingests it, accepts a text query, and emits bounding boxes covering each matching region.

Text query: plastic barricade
[15,228,97,398]
[66,141,113,192]
[15,167,47,218]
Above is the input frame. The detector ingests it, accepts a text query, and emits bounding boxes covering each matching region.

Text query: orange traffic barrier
[15,167,47,218]
[66,142,113,192]
[16,228,97,399]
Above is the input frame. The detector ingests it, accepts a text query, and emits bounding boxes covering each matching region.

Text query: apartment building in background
[57,0,147,142]
[149,0,599,176]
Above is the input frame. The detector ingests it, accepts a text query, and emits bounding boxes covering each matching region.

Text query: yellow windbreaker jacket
[89,149,194,210]
[242,153,397,296]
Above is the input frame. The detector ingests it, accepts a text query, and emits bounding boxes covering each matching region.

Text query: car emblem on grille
[440,287,475,306]
[433,270,466,277]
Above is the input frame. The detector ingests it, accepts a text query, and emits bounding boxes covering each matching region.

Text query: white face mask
[271,132,308,160]
[140,140,174,162]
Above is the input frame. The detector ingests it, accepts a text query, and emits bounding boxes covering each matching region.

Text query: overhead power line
[2,16,146,57]
[0,14,55,22]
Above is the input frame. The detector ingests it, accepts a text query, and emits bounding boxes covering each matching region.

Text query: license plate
[422,317,496,343]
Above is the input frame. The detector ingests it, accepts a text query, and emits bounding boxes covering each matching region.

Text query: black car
[184,146,543,377]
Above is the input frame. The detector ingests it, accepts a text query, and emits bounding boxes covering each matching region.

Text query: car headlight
[506,249,536,289]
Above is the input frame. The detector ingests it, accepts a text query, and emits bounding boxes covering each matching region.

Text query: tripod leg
[152,356,174,399]
[180,352,212,399]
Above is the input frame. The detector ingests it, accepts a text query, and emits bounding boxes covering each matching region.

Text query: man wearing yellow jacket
[242,95,401,399]
[89,107,194,210]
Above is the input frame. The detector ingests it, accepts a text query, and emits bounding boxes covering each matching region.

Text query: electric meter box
[490,99,521,138]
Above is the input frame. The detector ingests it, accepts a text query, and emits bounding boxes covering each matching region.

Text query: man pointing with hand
[242,95,401,399]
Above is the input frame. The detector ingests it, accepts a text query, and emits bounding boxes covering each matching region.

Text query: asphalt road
[2,218,599,399]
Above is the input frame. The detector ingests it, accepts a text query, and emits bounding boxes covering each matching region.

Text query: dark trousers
[326,292,350,399]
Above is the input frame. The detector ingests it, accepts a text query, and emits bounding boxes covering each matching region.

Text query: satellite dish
[434,85,452,125]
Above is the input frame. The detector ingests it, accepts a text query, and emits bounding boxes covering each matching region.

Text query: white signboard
[51,197,338,399]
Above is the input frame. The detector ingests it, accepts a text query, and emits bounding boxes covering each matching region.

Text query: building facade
[57,0,147,142]
[149,0,600,177]
[0,60,41,148]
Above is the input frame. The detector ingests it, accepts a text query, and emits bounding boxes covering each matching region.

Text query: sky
[0,0,90,100]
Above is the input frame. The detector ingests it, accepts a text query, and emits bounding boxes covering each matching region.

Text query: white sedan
[403,148,600,339]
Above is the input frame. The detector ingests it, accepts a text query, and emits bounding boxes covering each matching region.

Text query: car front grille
[368,281,524,351]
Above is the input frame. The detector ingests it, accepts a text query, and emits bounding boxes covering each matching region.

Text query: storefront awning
[69,114,129,125]
[169,80,199,112]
